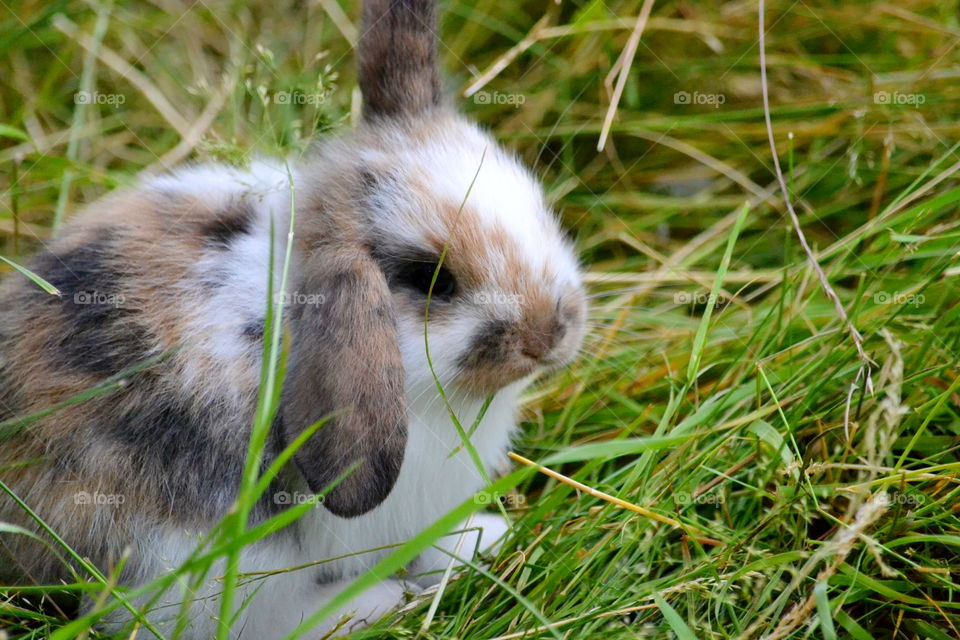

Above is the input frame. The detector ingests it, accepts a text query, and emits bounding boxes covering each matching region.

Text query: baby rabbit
[0,0,586,636]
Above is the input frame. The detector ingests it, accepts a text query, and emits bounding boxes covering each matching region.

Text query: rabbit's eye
[400,262,456,300]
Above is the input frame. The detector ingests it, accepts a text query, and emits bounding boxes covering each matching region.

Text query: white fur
[360,118,581,292]
[108,370,518,638]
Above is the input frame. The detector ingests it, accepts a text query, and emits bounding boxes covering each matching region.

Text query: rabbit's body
[0,162,281,586]
[0,1,585,637]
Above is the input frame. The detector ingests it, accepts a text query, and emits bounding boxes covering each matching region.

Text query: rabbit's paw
[410,512,510,587]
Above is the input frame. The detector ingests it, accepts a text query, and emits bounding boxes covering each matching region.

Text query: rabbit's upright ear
[281,248,406,518]
[358,0,442,120]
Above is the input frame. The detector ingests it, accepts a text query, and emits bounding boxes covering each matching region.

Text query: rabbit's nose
[520,317,566,361]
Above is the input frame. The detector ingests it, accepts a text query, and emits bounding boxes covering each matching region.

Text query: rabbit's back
[0,162,291,582]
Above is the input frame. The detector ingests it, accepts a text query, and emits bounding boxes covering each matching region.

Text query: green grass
[3,0,960,637]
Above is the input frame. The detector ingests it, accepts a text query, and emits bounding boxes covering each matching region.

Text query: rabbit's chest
[295,387,519,576]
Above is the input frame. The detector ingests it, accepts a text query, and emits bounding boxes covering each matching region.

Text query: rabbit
[0,0,586,637]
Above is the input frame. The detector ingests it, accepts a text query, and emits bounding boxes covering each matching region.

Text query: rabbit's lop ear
[281,249,407,518]
[358,0,442,120]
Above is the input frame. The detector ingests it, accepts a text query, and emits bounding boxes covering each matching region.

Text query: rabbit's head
[282,0,586,518]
